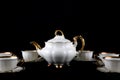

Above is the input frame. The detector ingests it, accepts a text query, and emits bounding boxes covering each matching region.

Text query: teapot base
[47,63,51,67]
[47,62,71,68]
[54,64,63,68]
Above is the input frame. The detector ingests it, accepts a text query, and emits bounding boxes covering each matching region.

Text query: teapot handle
[93,54,105,67]
[55,30,64,36]
[30,41,41,49]
[73,35,85,51]
[17,59,25,66]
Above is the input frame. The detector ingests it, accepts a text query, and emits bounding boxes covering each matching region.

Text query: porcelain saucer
[74,57,96,61]
[0,66,25,73]
[24,57,45,62]
[97,66,120,73]
[97,66,109,72]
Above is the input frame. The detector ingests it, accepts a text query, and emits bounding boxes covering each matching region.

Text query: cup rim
[0,52,12,56]
[99,52,118,55]
[79,50,94,53]
[0,56,18,60]
[21,50,37,52]
[103,56,120,60]
[99,52,119,57]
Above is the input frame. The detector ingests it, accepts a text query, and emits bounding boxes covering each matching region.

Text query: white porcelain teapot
[30,30,85,68]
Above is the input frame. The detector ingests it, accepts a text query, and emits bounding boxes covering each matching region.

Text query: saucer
[24,57,45,62]
[97,66,109,73]
[0,66,25,73]
[73,57,96,61]
[97,66,120,73]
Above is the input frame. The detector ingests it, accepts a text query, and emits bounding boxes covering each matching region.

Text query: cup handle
[93,54,105,67]
[73,35,85,51]
[17,59,25,66]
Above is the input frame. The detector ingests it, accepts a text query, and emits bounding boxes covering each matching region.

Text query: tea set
[30,30,85,68]
[0,30,120,73]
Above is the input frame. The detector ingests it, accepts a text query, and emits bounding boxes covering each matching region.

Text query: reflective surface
[0,60,120,80]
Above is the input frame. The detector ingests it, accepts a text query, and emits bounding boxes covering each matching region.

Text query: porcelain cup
[21,50,39,62]
[76,50,94,61]
[0,56,18,72]
[102,56,120,73]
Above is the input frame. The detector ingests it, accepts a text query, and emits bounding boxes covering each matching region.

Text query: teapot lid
[47,35,71,43]
[47,30,71,43]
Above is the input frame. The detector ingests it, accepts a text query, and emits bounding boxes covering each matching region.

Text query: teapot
[30,30,85,68]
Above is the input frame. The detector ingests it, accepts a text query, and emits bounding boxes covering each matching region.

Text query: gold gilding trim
[73,35,85,51]
[30,41,41,49]
[54,30,64,36]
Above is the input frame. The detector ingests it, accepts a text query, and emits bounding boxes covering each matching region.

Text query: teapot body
[38,42,77,66]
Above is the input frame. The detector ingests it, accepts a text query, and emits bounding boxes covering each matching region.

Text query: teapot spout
[30,41,41,50]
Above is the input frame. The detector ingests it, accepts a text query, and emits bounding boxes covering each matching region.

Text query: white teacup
[75,50,94,61]
[102,56,120,73]
[21,50,39,62]
[0,56,18,72]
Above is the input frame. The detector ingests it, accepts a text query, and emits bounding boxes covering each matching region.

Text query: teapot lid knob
[54,30,64,36]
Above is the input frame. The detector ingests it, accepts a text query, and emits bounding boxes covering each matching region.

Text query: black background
[0,0,120,57]
[0,1,120,80]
